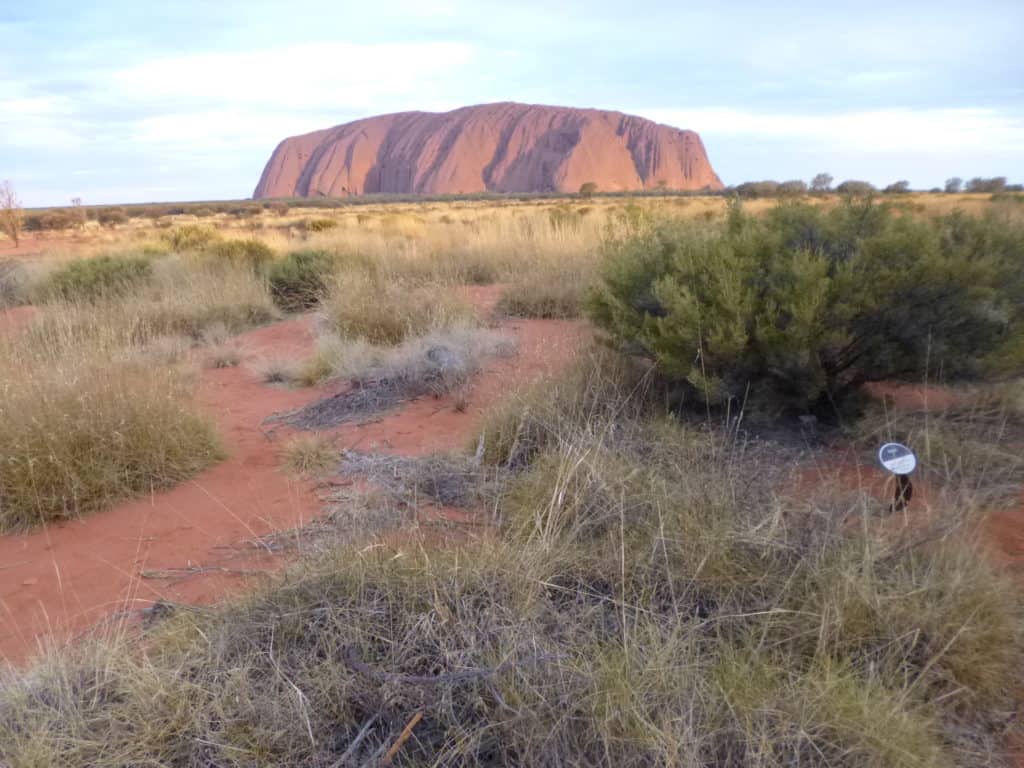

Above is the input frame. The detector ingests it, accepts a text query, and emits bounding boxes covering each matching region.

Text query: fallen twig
[140,565,265,583]
[382,711,422,765]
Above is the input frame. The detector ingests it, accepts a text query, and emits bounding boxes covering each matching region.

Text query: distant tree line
[727,173,1021,198]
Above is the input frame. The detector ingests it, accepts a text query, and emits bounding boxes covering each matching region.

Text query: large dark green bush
[267,249,336,311]
[38,254,153,303]
[589,199,1024,416]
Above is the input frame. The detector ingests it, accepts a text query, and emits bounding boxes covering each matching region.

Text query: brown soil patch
[0,300,587,665]
[0,233,84,260]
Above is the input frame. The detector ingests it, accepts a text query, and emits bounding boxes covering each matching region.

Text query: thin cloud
[640,107,1024,154]
[111,42,477,111]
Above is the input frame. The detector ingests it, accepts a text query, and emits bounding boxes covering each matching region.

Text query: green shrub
[588,199,1024,417]
[306,217,338,232]
[164,224,221,251]
[24,210,78,232]
[96,207,129,227]
[206,238,276,272]
[37,254,153,303]
[267,250,335,311]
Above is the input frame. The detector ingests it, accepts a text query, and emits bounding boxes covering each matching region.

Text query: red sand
[0,233,82,260]
[0,296,587,665]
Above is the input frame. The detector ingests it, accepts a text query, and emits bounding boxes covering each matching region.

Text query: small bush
[36,254,153,303]
[206,238,276,272]
[164,224,221,251]
[305,217,338,232]
[267,250,336,311]
[96,207,129,227]
[252,356,302,385]
[24,210,78,232]
[589,199,1024,417]
[281,433,336,475]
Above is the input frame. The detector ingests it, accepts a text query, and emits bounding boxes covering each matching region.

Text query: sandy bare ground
[0,289,588,665]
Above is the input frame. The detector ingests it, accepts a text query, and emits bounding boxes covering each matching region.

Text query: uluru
[253,102,723,198]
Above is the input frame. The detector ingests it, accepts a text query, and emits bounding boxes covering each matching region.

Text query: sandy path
[0,291,588,665]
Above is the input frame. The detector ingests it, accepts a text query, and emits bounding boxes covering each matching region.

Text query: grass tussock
[323,271,475,345]
[281,433,337,476]
[251,355,303,386]
[496,266,589,318]
[0,332,223,531]
[25,257,278,345]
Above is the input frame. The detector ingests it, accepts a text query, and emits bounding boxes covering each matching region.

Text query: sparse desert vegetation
[0,192,1022,766]
[0,318,223,532]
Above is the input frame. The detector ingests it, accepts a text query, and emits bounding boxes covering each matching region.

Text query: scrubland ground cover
[0,193,1022,766]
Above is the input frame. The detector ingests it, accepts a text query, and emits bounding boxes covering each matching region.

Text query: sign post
[877,442,917,512]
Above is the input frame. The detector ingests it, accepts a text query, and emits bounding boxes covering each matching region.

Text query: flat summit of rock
[254,102,723,198]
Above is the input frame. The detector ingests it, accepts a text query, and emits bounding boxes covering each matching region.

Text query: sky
[1,0,1022,207]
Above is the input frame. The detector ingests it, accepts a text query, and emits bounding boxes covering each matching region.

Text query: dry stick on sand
[140,565,266,584]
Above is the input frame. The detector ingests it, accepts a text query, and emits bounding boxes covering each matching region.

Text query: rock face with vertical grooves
[253,102,723,198]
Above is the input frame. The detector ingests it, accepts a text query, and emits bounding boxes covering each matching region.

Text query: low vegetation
[324,272,475,345]
[0,259,25,307]
[281,433,337,476]
[2,353,1020,765]
[277,327,513,427]
[267,249,336,311]
[1,192,1022,766]
[34,253,153,302]
[204,237,276,272]
[0,325,223,531]
[590,199,1024,418]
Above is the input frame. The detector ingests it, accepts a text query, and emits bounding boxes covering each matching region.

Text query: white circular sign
[878,442,916,475]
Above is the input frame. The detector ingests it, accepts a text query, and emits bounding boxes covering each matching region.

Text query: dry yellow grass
[0,192,1021,764]
[0,313,223,531]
